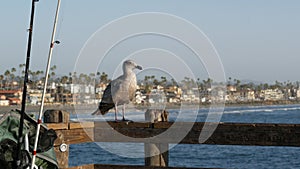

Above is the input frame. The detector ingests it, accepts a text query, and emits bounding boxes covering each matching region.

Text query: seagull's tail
[92,102,114,115]
[91,107,111,115]
[99,102,114,115]
[91,109,101,115]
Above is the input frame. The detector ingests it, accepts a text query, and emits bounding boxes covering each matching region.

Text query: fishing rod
[15,0,39,168]
[30,0,61,168]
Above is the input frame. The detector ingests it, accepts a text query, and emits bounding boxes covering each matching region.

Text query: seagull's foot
[113,119,133,124]
[122,118,134,123]
[114,119,122,123]
[91,109,100,115]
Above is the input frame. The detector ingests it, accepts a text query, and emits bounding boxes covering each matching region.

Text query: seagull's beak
[136,65,143,70]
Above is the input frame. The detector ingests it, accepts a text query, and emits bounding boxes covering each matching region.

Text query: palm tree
[96,71,101,83]
[85,74,92,84]
[50,65,57,82]
[89,73,96,84]
[144,75,150,84]
[0,75,4,89]
[79,73,86,84]
[11,67,16,79]
[11,67,16,72]
[196,78,204,90]
[150,75,155,83]
[263,83,269,90]
[228,77,232,85]
[50,65,57,71]
[181,77,192,90]
[296,81,300,89]
[10,68,16,89]
[153,78,160,86]
[100,72,108,84]
[4,70,10,89]
[160,76,167,87]
[234,79,241,90]
[142,75,152,94]
[29,70,38,89]
[17,64,27,89]
[68,72,75,83]
[19,64,25,75]
[72,72,77,83]
[60,76,69,84]
[50,71,56,81]
[171,78,178,87]
[202,78,212,89]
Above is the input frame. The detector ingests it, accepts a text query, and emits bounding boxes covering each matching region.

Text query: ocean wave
[224,106,300,114]
[70,105,300,122]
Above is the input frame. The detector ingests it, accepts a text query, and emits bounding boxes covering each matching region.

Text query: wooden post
[44,109,70,123]
[144,143,169,166]
[144,109,169,167]
[44,109,70,168]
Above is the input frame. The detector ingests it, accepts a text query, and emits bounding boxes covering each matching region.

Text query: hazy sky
[1,0,300,83]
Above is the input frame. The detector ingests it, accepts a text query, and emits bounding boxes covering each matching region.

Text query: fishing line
[52,0,66,76]
[55,0,66,40]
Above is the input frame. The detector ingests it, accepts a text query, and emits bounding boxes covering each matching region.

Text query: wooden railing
[46,120,300,169]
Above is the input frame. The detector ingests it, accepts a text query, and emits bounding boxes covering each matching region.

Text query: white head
[123,60,142,73]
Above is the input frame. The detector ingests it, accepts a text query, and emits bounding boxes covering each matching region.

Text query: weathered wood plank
[51,122,300,146]
[92,122,300,146]
[197,123,300,146]
[46,123,68,130]
[63,164,94,169]
[69,122,94,129]
[54,145,69,168]
[54,130,65,146]
[64,164,217,169]
[61,128,94,145]
[94,121,151,128]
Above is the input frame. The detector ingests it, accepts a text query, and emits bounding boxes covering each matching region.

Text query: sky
[1,0,300,83]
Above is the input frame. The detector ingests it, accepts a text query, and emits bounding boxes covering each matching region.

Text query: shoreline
[1,100,300,114]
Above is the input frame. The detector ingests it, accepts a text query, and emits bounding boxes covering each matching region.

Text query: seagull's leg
[122,104,126,121]
[122,104,133,122]
[114,104,118,121]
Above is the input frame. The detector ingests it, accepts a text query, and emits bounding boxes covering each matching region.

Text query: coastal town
[1,1,300,169]
[1,65,300,107]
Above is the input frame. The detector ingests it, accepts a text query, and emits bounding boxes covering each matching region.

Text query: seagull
[92,60,142,121]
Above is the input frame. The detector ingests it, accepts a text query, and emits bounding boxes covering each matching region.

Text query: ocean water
[69,104,300,168]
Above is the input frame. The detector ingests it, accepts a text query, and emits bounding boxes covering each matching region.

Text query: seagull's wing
[98,82,115,115]
[128,75,137,101]
[111,75,133,104]
[99,74,127,111]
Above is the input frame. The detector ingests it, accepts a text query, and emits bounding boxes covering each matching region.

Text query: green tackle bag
[0,110,58,169]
